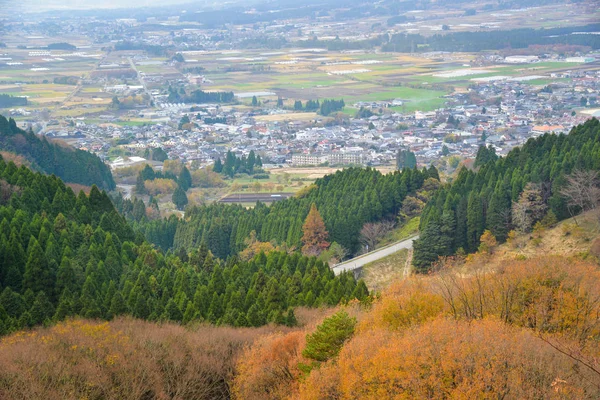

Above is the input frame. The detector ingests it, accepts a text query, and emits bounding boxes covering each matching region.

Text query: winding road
[332,235,419,276]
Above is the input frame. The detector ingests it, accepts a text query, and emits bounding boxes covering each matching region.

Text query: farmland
[1,27,595,125]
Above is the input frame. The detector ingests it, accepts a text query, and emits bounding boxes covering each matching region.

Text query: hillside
[231,217,600,399]
[0,119,599,398]
[1,207,597,399]
[0,115,115,190]
[414,117,600,271]
[0,155,367,337]
[137,166,439,258]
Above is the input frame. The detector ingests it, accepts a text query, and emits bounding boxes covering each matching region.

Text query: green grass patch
[378,217,420,248]
[345,86,447,104]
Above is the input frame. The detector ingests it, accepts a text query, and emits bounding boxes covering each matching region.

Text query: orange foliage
[0,151,31,168]
[301,204,329,257]
[434,256,600,340]
[233,331,306,400]
[296,255,600,399]
[300,318,598,399]
[239,230,279,261]
[357,279,445,333]
[0,317,280,400]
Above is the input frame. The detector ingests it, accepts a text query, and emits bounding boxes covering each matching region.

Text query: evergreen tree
[466,192,485,252]
[178,166,192,191]
[213,158,223,173]
[23,237,53,295]
[172,186,188,211]
[303,310,356,362]
[397,149,417,169]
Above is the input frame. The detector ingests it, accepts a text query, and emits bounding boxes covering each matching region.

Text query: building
[291,153,328,166]
[328,152,365,165]
[291,152,366,166]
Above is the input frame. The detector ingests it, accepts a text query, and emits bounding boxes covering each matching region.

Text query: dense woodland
[414,118,600,271]
[135,167,438,259]
[0,156,367,335]
[0,115,115,190]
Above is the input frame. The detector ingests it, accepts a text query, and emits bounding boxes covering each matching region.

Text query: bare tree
[559,170,600,225]
[359,220,395,251]
[512,183,546,233]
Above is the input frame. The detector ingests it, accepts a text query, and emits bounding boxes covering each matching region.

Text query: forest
[414,117,600,271]
[0,115,116,190]
[0,155,367,336]
[134,167,438,259]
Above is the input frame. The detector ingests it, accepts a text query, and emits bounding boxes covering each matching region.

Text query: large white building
[291,152,366,166]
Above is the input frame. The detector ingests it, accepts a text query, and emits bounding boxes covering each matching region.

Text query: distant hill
[0,115,115,190]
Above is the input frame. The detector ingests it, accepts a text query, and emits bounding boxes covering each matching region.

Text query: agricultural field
[0,14,596,128]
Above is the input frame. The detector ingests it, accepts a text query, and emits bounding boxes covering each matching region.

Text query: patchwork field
[0,29,595,123]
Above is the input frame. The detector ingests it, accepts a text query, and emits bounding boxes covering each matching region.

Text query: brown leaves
[301,204,329,257]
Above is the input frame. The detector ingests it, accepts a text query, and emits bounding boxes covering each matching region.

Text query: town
[0,0,598,209]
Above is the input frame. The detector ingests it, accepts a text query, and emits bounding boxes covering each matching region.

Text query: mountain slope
[0,115,115,190]
[414,117,600,271]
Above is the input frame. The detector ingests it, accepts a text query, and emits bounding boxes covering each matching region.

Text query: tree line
[413,118,600,271]
[0,95,27,108]
[293,99,345,115]
[0,115,115,190]
[165,167,437,260]
[213,150,263,178]
[0,155,367,335]
[168,86,235,104]
[382,23,600,52]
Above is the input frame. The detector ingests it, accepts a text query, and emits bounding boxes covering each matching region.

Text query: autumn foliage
[0,318,282,399]
[301,204,330,256]
[234,255,600,399]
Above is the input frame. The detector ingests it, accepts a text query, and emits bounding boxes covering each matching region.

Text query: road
[116,184,134,200]
[128,57,155,106]
[331,235,419,276]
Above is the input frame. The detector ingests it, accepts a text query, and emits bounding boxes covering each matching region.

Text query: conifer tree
[301,204,330,256]
[172,186,188,211]
[213,158,223,173]
[178,166,192,191]
[23,237,52,295]
[303,310,356,362]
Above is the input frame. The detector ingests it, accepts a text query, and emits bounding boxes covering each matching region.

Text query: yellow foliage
[358,280,445,333]
[300,317,594,399]
[144,178,177,195]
